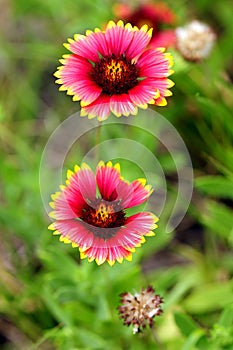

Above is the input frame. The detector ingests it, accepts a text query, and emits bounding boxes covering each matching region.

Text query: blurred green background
[0,0,233,349]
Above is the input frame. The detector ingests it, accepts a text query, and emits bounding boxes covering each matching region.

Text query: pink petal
[86,31,110,57]
[61,55,91,73]
[59,55,93,86]
[137,49,171,77]
[64,186,87,215]
[115,180,134,206]
[129,79,159,106]
[82,237,108,264]
[116,179,152,209]
[126,27,152,60]
[153,77,174,94]
[80,94,111,121]
[125,212,156,234]
[69,29,118,61]
[96,163,121,201]
[126,179,152,208]
[105,23,134,56]
[153,95,168,106]
[88,245,108,264]
[68,35,100,61]
[51,191,81,220]
[83,241,132,265]
[110,94,138,117]
[71,80,102,105]
[68,167,96,202]
[94,247,108,264]
[106,245,131,262]
[52,219,94,249]
[112,226,142,249]
[150,30,176,49]
[62,187,86,217]
[58,56,102,104]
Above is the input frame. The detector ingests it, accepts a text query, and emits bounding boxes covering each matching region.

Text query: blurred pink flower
[150,29,176,49]
[113,2,176,48]
[49,161,158,266]
[54,20,174,121]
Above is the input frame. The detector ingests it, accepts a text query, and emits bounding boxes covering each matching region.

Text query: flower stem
[95,121,102,165]
[151,328,167,350]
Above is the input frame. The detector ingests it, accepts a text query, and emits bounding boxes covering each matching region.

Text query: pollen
[95,202,114,223]
[80,199,126,239]
[92,54,139,95]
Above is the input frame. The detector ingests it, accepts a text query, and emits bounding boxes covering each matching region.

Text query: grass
[0,0,233,349]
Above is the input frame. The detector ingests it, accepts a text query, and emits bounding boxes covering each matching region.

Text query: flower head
[118,286,163,334]
[113,2,176,48]
[175,20,216,61]
[150,29,176,49]
[48,161,158,266]
[114,2,176,28]
[54,20,174,121]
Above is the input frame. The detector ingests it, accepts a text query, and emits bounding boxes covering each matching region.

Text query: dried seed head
[118,286,163,334]
[175,20,216,61]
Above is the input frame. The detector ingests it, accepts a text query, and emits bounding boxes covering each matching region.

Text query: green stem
[151,327,167,350]
[94,121,102,164]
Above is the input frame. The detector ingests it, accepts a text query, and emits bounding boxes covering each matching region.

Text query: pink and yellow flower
[113,2,176,28]
[54,20,174,121]
[150,29,176,49]
[48,161,158,266]
[113,2,177,49]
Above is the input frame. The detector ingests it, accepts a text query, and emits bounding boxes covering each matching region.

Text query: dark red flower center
[80,199,126,239]
[92,54,139,95]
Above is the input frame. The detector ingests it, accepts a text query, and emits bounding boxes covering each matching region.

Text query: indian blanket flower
[113,2,176,48]
[48,161,158,266]
[175,20,216,61]
[151,29,176,49]
[54,20,174,121]
[118,286,163,334]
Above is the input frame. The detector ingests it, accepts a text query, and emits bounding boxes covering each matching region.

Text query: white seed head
[175,20,216,61]
[118,286,163,333]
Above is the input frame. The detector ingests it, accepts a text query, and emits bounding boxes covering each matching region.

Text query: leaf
[196,96,233,138]
[218,304,233,327]
[183,282,233,314]
[42,285,72,327]
[174,312,198,337]
[210,306,233,349]
[96,296,112,321]
[182,329,206,350]
[77,328,108,349]
[195,176,233,199]
[174,312,209,350]
[165,273,198,308]
[200,200,233,241]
